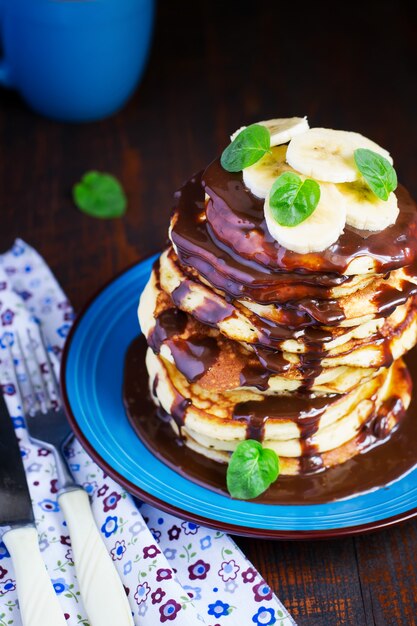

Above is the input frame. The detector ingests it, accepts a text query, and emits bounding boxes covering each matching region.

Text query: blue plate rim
[60,254,417,539]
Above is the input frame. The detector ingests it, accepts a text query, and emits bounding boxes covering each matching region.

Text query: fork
[10,328,134,626]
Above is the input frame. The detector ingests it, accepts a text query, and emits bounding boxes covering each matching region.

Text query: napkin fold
[0,240,295,626]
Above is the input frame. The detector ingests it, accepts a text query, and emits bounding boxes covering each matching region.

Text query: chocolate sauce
[148,308,187,354]
[297,402,325,473]
[240,364,273,391]
[357,396,404,445]
[170,392,191,432]
[202,159,417,275]
[170,173,417,330]
[299,453,324,474]
[147,281,220,384]
[150,292,416,394]
[372,281,417,317]
[232,394,330,442]
[171,176,355,306]
[297,298,345,326]
[171,279,235,325]
[252,345,291,373]
[122,337,417,505]
[173,247,417,336]
[168,336,219,383]
[151,374,159,398]
[151,289,416,394]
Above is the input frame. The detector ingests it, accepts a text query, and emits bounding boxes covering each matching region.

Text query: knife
[0,394,66,626]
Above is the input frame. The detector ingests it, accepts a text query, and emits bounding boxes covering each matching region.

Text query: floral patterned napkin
[0,240,295,626]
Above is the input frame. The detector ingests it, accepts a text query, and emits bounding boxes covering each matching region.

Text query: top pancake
[170,167,417,291]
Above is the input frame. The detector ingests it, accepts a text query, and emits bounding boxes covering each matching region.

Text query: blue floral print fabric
[0,240,295,626]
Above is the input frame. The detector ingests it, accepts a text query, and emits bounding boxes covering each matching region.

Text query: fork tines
[8,327,60,416]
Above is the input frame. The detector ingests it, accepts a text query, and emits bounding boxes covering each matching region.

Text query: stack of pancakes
[138,159,417,475]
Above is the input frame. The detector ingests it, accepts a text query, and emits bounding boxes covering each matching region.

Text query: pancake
[136,125,417,491]
[138,273,382,393]
[158,246,417,344]
[147,349,411,475]
[139,260,417,384]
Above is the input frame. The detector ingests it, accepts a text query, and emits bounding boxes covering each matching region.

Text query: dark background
[1,1,417,623]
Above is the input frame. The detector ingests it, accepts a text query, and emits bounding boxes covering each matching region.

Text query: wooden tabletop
[1,1,416,623]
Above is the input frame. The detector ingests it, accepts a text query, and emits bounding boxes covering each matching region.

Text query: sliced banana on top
[286,128,393,183]
[338,180,399,231]
[243,145,295,198]
[264,183,346,254]
[232,119,398,246]
[231,116,309,146]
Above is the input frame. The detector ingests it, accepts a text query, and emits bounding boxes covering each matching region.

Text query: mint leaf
[221,124,270,172]
[226,440,279,500]
[354,148,397,201]
[269,172,320,227]
[73,171,127,219]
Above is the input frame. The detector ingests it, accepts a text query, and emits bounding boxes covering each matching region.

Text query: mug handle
[0,0,12,87]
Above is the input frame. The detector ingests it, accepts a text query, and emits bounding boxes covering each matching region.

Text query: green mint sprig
[221,124,270,172]
[73,171,127,219]
[269,172,320,227]
[354,148,397,201]
[226,440,280,500]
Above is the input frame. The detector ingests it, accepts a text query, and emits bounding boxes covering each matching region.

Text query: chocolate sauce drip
[298,357,323,392]
[253,345,291,374]
[239,346,293,390]
[297,325,326,391]
[123,337,417,505]
[372,281,417,317]
[240,364,273,391]
[171,279,235,325]
[358,396,404,445]
[232,394,331,442]
[246,416,268,442]
[147,357,190,432]
[168,335,219,383]
[297,298,345,326]
[300,454,324,474]
[170,393,191,431]
[255,297,416,376]
[170,281,192,303]
[297,403,325,473]
[151,374,159,398]
[148,297,220,384]
[403,259,417,279]
[148,308,187,354]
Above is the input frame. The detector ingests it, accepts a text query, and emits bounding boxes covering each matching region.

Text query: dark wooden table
[1,1,417,623]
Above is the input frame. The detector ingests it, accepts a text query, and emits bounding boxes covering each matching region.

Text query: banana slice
[243,145,295,198]
[286,128,393,183]
[339,180,399,231]
[231,116,309,146]
[264,183,346,253]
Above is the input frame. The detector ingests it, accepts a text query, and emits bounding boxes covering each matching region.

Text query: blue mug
[0,0,154,122]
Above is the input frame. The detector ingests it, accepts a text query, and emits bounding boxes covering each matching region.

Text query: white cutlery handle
[3,526,67,626]
[59,488,133,626]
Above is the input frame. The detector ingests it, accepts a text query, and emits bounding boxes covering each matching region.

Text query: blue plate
[61,255,417,538]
